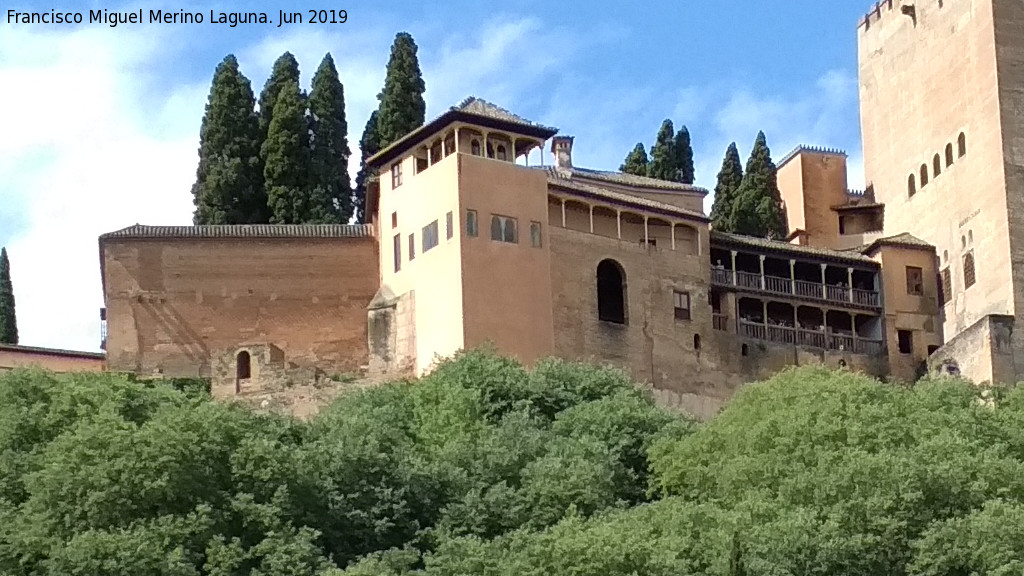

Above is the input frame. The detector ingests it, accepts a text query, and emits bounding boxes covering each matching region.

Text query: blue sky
[0,0,874,350]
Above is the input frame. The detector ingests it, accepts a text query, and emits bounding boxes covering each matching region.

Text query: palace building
[98,0,1024,417]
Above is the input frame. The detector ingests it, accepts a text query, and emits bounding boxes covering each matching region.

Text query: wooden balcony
[711,270,881,309]
[712,313,729,331]
[738,321,884,355]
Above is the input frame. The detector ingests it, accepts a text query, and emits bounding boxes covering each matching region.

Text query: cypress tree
[674,125,695,184]
[620,143,650,176]
[258,52,302,147]
[353,111,380,224]
[710,142,744,232]
[0,248,17,345]
[191,55,265,224]
[264,80,314,224]
[376,32,426,148]
[731,131,788,239]
[308,53,351,223]
[647,119,676,181]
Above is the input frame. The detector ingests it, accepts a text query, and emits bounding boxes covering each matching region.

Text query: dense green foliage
[730,131,787,238]
[258,52,303,154]
[308,54,353,223]
[375,33,426,149]
[646,120,677,181]
[674,126,695,184]
[710,142,744,232]
[8,352,1022,574]
[264,79,315,224]
[0,247,16,344]
[353,111,380,224]
[619,143,649,176]
[191,55,266,225]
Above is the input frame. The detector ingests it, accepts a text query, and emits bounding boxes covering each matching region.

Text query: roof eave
[549,182,709,223]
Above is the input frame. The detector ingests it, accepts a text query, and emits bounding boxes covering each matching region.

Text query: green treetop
[674,125,695,184]
[375,32,426,147]
[730,131,788,239]
[709,142,744,232]
[263,79,314,224]
[0,247,17,345]
[646,119,677,181]
[620,143,650,176]
[258,52,302,148]
[308,53,352,223]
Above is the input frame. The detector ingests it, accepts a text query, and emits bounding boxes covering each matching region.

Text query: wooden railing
[736,271,762,290]
[710,270,881,309]
[711,268,732,285]
[738,321,884,355]
[764,275,792,295]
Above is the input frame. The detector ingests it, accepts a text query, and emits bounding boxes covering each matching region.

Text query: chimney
[551,135,574,169]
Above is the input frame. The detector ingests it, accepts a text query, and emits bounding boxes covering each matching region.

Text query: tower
[858,0,1024,383]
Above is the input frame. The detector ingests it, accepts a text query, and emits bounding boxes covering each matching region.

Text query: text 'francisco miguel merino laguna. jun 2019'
[7,8,348,27]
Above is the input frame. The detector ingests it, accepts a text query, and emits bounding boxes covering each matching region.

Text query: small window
[444,135,455,157]
[693,334,702,351]
[490,215,518,243]
[933,154,942,177]
[415,157,428,174]
[471,140,481,156]
[466,210,478,237]
[391,212,398,229]
[908,174,916,197]
[939,267,951,305]
[393,234,401,272]
[422,220,439,253]
[391,162,403,188]
[898,330,913,354]
[958,132,967,157]
[741,344,749,357]
[945,143,954,167]
[530,221,542,248]
[408,233,416,261]
[497,145,508,161]
[906,266,924,295]
[920,164,929,186]
[839,215,847,235]
[446,211,454,240]
[963,251,976,288]
[673,291,691,321]
[597,259,627,324]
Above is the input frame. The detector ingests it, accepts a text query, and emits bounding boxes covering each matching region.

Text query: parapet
[858,0,896,33]
[777,145,847,169]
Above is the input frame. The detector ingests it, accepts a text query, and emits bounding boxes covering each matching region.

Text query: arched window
[945,143,954,166]
[597,259,627,324]
[968,230,973,245]
[908,174,917,196]
[496,145,507,161]
[963,251,976,288]
[920,164,929,186]
[958,132,967,157]
[471,140,481,156]
[236,351,251,380]
[933,154,942,177]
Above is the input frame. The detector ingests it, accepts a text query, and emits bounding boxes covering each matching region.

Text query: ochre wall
[102,236,378,378]
[777,151,850,248]
[0,348,104,373]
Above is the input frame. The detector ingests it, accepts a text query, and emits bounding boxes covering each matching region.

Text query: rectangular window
[673,291,691,321]
[393,234,401,272]
[963,251,976,289]
[391,212,398,229]
[530,221,542,248]
[490,215,518,243]
[446,211,454,240]
[391,162,403,188]
[897,330,913,355]
[408,233,415,260]
[939,267,951,305]
[415,157,428,174]
[422,220,439,253]
[906,266,924,295]
[466,210,478,237]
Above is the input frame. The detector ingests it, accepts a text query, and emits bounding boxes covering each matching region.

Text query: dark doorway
[236,351,251,380]
[597,259,627,324]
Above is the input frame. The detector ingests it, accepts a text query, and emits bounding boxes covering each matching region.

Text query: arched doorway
[597,259,627,324]
[236,351,251,380]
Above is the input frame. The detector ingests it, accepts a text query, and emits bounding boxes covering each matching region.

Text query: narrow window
[422,220,439,253]
[939,267,951,305]
[444,135,455,157]
[741,344,749,357]
[236,351,251,380]
[897,330,913,354]
[963,251,976,288]
[674,291,691,321]
[466,210,478,237]
[490,215,518,243]
[446,211,454,240]
[920,164,929,186]
[391,211,398,229]
[908,174,916,197]
[415,157,428,174]
[839,215,847,235]
[945,143,954,167]
[486,142,495,158]
[693,334,702,351]
[933,154,942,177]
[497,145,508,161]
[393,234,401,272]
[471,140,481,156]
[906,266,924,295]
[597,259,627,324]
[409,233,416,261]
[958,132,967,157]
[530,221,542,248]
[391,162,403,188]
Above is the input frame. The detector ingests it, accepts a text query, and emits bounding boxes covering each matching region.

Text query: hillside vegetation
[0,350,1022,575]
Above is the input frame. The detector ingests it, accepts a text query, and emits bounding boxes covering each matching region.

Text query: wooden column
[560,200,566,228]
[671,224,676,251]
[644,217,649,245]
[790,259,797,295]
[454,127,461,153]
[616,210,622,239]
[759,255,766,289]
[731,251,738,285]
[820,264,828,300]
[589,205,594,234]
[847,268,855,303]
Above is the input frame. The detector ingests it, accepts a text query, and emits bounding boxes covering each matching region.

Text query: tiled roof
[710,230,879,265]
[832,202,884,211]
[100,224,374,240]
[0,343,105,359]
[546,175,708,222]
[456,97,556,131]
[862,232,935,254]
[537,165,708,194]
